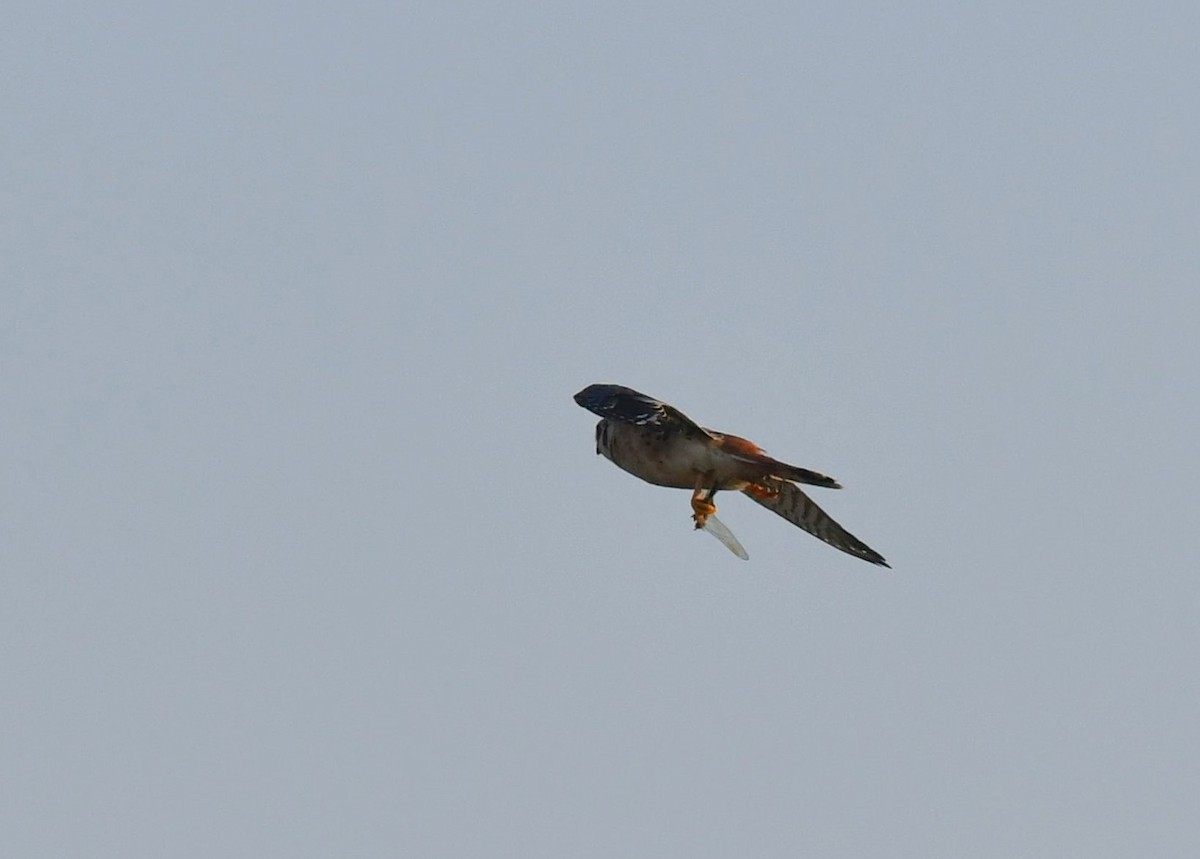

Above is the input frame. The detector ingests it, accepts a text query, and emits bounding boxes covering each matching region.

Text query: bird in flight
[574,384,889,566]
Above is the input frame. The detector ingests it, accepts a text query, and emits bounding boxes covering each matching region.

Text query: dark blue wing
[573,384,709,437]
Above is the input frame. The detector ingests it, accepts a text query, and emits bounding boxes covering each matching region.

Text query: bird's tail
[744,479,889,567]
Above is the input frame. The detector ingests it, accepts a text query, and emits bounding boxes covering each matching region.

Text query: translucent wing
[700,514,749,560]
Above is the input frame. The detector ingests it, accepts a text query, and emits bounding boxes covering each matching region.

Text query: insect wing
[701,514,749,560]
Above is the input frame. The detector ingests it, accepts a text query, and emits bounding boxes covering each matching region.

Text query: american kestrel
[574,383,889,567]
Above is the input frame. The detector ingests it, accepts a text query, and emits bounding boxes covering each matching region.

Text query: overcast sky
[4,2,1198,856]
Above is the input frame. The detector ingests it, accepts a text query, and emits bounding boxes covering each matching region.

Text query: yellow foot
[690,490,717,530]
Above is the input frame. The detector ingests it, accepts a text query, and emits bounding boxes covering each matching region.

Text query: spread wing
[745,479,889,567]
[573,384,712,441]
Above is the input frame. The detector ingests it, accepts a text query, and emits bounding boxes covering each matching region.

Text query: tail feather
[745,479,889,567]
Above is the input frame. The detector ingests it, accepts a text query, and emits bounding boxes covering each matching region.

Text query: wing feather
[573,384,712,440]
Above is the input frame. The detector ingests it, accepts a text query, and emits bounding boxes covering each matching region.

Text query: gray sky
[4,2,1198,856]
